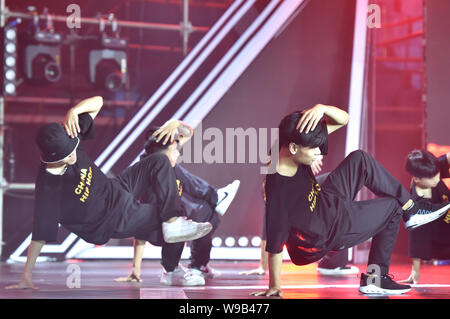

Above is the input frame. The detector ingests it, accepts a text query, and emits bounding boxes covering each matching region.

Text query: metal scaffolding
[0,0,206,258]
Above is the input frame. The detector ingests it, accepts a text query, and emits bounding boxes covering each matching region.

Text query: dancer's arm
[115,239,145,282]
[268,252,283,294]
[297,104,349,134]
[153,119,193,146]
[63,96,104,138]
[251,252,283,297]
[5,240,45,290]
[239,240,268,275]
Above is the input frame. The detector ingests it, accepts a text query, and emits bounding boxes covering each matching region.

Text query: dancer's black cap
[36,123,80,163]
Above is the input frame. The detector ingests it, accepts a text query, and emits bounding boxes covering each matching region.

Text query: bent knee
[348,150,366,158]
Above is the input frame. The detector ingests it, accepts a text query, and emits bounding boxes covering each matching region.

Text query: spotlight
[23,9,63,85]
[3,19,21,96]
[5,28,17,41]
[24,32,63,84]
[29,52,61,83]
[5,69,16,81]
[212,237,223,247]
[224,237,236,247]
[251,236,262,247]
[4,83,16,95]
[238,236,249,247]
[89,37,127,92]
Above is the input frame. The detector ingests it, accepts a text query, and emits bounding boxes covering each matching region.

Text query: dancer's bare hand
[398,271,418,284]
[63,107,81,138]
[153,119,180,145]
[250,288,282,297]
[5,276,38,290]
[239,267,266,276]
[114,273,142,283]
[311,155,324,175]
[296,104,326,133]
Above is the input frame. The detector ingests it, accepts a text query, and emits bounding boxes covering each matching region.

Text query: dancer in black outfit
[240,163,358,277]
[115,123,240,286]
[399,149,450,284]
[252,104,450,297]
[5,97,211,290]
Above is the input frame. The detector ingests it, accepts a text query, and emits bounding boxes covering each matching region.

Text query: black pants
[316,173,350,269]
[161,165,220,272]
[320,150,411,275]
[111,154,181,240]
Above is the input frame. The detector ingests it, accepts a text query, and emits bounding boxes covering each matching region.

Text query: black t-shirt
[408,154,450,259]
[32,114,138,245]
[264,164,350,265]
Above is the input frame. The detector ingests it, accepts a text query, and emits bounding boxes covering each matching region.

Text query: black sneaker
[359,273,411,295]
[403,200,450,230]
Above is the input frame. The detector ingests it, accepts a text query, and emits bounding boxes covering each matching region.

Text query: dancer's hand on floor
[5,276,38,290]
[398,271,418,284]
[239,266,266,276]
[114,273,142,283]
[250,288,282,297]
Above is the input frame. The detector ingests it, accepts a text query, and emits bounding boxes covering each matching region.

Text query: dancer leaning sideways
[252,104,450,297]
[115,125,240,286]
[5,96,212,290]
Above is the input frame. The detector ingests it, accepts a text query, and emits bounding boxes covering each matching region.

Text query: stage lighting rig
[89,14,128,92]
[23,8,63,84]
[2,18,21,95]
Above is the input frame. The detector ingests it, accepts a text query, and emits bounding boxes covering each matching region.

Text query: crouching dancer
[5,96,212,290]
[252,104,450,297]
[115,122,240,285]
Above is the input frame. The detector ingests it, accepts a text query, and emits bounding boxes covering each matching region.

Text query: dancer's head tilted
[278,111,328,166]
[142,126,181,167]
[406,150,441,188]
[36,122,80,165]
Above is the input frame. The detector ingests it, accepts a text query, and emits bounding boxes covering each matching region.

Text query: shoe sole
[359,284,411,295]
[405,203,450,230]
[317,267,359,276]
[216,181,240,216]
[160,278,205,286]
[164,223,213,243]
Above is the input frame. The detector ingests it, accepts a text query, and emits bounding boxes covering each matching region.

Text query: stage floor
[1,257,450,299]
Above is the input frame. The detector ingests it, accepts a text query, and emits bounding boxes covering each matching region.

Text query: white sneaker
[190,265,221,279]
[215,180,240,216]
[317,266,359,276]
[162,217,212,243]
[404,201,450,230]
[160,266,205,286]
